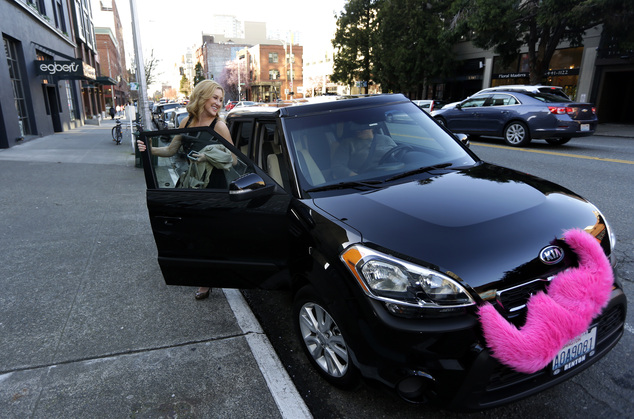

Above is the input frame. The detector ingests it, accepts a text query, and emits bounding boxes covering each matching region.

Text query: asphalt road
[243,133,634,418]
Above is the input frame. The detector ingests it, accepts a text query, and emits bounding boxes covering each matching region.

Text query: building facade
[246,44,304,102]
[0,0,111,148]
[433,26,634,123]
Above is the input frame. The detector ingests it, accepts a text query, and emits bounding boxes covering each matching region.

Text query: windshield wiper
[306,180,384,193]
[385,163,453,182]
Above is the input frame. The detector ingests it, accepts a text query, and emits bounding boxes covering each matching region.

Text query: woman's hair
[186,80,225,121]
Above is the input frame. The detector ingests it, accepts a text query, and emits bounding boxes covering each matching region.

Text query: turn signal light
[548,106,574,115]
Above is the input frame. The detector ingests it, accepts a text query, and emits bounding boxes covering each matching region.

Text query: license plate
[580,124,590,131]
[551,327,596,375]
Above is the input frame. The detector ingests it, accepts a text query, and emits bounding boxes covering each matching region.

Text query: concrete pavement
[0,119,310,418]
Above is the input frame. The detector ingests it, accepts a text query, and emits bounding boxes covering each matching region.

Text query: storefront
[491,47,584,99]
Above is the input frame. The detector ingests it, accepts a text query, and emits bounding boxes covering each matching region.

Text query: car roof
[278,94,410,117]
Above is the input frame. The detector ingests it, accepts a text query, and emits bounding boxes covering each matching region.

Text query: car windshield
[282,102,477,194]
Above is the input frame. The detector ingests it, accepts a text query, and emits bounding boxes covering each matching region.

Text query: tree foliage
[193,62,205,86]
[332,0,380,93]
[450,0,633,84]
[218,60,250,101]
[374,0,456,96]
[179,74,191,97]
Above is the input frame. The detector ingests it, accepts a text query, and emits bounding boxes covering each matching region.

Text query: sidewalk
[595,123,634,138]
[0,120,310,418]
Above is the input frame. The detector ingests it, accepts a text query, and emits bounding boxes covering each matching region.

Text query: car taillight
[548,106,573,115]
[592,107,597,114]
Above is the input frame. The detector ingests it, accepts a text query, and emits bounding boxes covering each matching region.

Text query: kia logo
[539,245,564,264]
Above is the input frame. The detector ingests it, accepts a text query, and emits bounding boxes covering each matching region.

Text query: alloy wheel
[298,302,349,378]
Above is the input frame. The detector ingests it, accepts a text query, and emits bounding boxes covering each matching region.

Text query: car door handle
[156,216,182,226]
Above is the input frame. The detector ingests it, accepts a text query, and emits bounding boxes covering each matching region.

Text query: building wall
[1,0,82,148]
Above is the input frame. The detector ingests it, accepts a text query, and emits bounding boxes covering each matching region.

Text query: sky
[116,0,348,90]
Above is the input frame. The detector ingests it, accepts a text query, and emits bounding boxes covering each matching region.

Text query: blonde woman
[137,80,233,300]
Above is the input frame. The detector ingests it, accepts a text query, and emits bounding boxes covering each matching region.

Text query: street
[243,133,634,418]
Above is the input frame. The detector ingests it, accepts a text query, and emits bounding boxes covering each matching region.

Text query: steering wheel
[378,144,416,165]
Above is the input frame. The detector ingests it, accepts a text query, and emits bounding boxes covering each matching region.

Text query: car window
[529,92,573,103]
[282,103,477,192]
[461,96,488,108]
[144,127,253,190]
[231,120,254,155]
[490,94,518,106]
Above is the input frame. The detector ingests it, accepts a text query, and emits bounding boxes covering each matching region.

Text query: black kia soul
[139,94,626,410]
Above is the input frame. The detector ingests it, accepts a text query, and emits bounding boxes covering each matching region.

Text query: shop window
[549,47,583,70]
[269,69,280,80]
[4,36,31,136]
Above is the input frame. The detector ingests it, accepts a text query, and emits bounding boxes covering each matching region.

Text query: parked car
[233,100,258,109]
[432,90,597,146]
[166,108,189,129]
[225,101,239,111]
[412,99,448,113]
[138,94,625,410]
[476,84,571,100]
[152,103,182,130]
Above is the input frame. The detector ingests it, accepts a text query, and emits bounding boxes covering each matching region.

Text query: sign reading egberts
[36,59,96,80]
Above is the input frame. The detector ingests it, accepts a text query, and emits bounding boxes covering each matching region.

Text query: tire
[293,286,360,389]
[545,137,571,146]
[503,121,531,147]
[111,126,118,141]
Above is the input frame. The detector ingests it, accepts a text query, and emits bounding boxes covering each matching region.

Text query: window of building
[4,36,31,136]
[65,81,76,121]
[269,52,278,63]
[53,0,67,33]
[269,69,280,80]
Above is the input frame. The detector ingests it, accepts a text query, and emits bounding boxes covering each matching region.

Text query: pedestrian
[109,106,116,119]
[136,80,233,300]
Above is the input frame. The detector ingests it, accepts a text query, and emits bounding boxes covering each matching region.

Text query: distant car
[476,85,571,100]
[166,108,189,129]
[432,90,597,146]
[152,103,182,129]
[225,101,239,111]
[159,107,182,130]
[233,101,258,109]
[412,99,448,113]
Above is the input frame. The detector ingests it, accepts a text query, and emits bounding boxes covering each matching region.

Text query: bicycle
[112,118,123,145]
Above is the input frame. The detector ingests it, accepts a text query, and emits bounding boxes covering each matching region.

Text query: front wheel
[503,121,531,147]
[293,286,360,389]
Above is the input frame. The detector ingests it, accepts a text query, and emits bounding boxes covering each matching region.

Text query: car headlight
[341,245,475,318]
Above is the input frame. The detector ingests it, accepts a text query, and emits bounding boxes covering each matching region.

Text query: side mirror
[455,133,470,148]
[229,173,275,202]
[455,103,462,110]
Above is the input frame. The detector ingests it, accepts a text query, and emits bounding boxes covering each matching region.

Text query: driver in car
[331,121,396,179]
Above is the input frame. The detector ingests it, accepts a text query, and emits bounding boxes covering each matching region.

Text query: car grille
[494,276,555,321]
[484,303,625,392]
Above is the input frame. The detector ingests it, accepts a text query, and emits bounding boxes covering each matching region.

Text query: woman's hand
[137,139,147,152]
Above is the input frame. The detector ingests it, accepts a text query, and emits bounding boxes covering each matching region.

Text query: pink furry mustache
[478,229,613,374]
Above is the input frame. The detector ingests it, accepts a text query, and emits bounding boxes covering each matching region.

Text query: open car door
[138,126,291,289]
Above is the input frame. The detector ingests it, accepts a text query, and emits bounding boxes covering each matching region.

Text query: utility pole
[129,0,151,130]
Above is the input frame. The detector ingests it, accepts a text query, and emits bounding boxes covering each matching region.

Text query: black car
[138,94,625,410]
[432,90,597,146]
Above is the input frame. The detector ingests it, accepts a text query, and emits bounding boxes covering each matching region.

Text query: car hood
[312,163,600,292]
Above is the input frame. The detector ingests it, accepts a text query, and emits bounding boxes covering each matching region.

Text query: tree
[193,62,205,86]
[332,0,380,93]
[450,0,631,84]
[374,0,456,97]
[144,49,161,88]
[179,74,191,97]
[218,59,250,101]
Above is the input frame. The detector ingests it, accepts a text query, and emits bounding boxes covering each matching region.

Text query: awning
[96,76,117,85]
[35,59,96,81]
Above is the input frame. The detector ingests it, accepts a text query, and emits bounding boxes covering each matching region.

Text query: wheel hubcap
[506,124,525,144]
[299,302,349,377]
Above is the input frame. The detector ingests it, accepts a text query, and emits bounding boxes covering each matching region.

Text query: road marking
[223,289,312,419]
[472,142,634,165]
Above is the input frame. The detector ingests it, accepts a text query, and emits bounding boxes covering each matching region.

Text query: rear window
[529,92,572,103]
[536,88,570,100]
